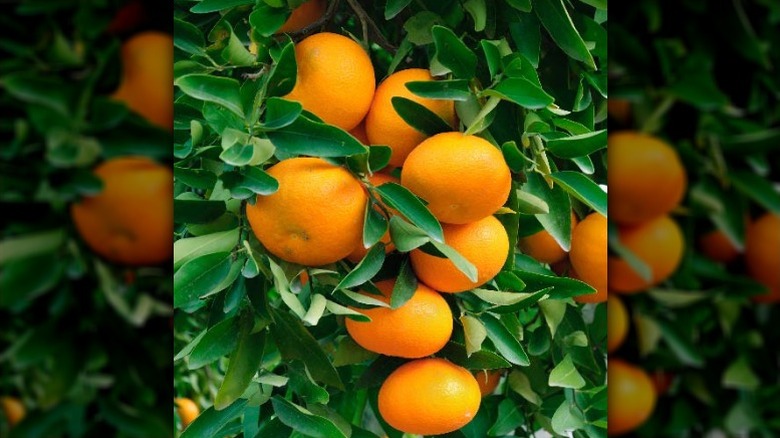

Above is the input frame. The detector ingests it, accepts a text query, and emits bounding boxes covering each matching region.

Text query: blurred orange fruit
[650,370,674,396]
[518,213,578,265]
[0,396,25,428]
[174,397,200,429]
[401,132,511,224]
[474,369,503,397]
[285,32,375,131]
[745,213,780,302]
[246,157,366,266]
[71,157,172,265]
[365,69,456,167]
[345,279,452,358]
[699,228,740,263]
[346,173,398,263]
[569,213,607,303]
[378,358,480,435]
[608,359,656,436]
[113,31,173,130]
[607,99,631,125]
[410,215,509,293]
[609,215,684,294]
[608,132,686,225]
[607,295,628,353]
[276,0,326,34]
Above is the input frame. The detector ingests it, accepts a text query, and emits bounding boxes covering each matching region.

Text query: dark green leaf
[173,18,205,55]
[175,199,227,224]
[482,313,530,366]
[549,171,607,218]
[376,183,443,243]
[431,25,478,79]
[215,315,266,409]
[730,171,780,214]
[391,96,453,136]
[388,216,431,252]
[262,97,302,129]
[189,316,240,369]
[533,0,596,69]
[176,74,244,118]
[385,0,413,19]
[191,0,254,13]
[405,79,471,101]
[486,78,554,109]
[524,172,573,251]
[438,341,512,369]
[545,130,606,158]
[336,244,385,290]
[266,41,297,97]
[174,252,233,309]
[390,258,417,309]
[271,397,348,438]
[181,400,248,438]
[266,116,367,157]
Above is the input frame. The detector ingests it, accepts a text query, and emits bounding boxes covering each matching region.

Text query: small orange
[174,397,200,429]
[518,213,578,265]
[410,215,509,293]
[607,295,628,353]
[474,369,503,397]
[348,121,370,145]
[345,279,452,358]
[70,157,172,266]
[276,0,326,34]
[609,215,684,294]
[365,68,456,167]
[608,359,656,436]
[650,370,674,396]
[608,132,687,225]
[569,213,607,303]
[378,358,481,435]
[607,99,631,125]
[346,173,398,263]
[699,228,740,263]
[745,213,780,302]
[401,132,511,224]
[246,158,366,266]
[284,32,375,131]
[0,396,25,428]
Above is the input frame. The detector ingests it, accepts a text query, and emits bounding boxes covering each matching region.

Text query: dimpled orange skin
[745,213,780,302]
[699,228,740,263]
[608,132,687,225]
[608,359,656,436]
[70,157,172,266]
[246,158,366,266]
[402,132,511,224]
[345,279,453,358]
[607,295,628,353]
[410,215,509,293]
[1,396,25,427]
[518,213,579,265]
[346,173,398,263]
[378,358,481,435]
[275,0,326,34]
[284,32,375,131]
[609,215,684,294]
[174,397,200,429]
[474,369,503,397]
[112,32,173,130]
[365,69,456,167]
[569,213,607,303]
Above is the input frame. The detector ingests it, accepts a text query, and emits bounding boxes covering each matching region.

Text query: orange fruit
[607,295,628,353]
[246,157,366,266]
[345,279,452,358]
[0,396,25,428]
[699,228,740,263]
[608,132,687,225]
[608,359,656,436]
[70,157,172,265]
[650,370,674,396]
[518,213,579,265]
[365,69,456,167]
[284,32,375,131]
[276,0,326,34]
[174,397,200,429]
[609,215,684,294]
[607,99,631,125]
[112,31,173,130]
[569,213,607,303]
[401,132,511,224]
[378,358,481,435]
[410,215,509,293]
[346,173,398,263]
[474,369,503,397]
[745,213,780,302]
[349,121,370,145]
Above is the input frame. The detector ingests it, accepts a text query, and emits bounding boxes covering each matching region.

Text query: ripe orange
[569,213,607,303]
[112,31,173,130]
[518,213,578,265]
[745,213,780,302]
[276,0,326,34]
[410,215,509,293]
[345,279,452,358]
[0,396,25,428]
[609,215,684,294]
[650,370,674,396]
[608,359,656,436]
[174,397,200,429]
[349,121,370,145]
[365,69,456,167]
[474,369,503,397]
[246,158,366,266]
[346,173,398,263]
[608,132,687,225]
[699,228,740,263]
[401,132,511,224]
[70,157,172,266]
[607,99,631,125]
[284,32,375,131]
[378,358,481,435]
[607,295,628,353]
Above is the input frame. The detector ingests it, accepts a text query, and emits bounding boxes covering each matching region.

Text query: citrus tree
[609,0,780,435]
[173,0,609,436]
[0,1,173,436]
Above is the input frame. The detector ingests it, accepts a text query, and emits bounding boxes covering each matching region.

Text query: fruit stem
[640,94,675,135]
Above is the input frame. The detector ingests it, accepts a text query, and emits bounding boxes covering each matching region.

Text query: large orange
[401,132,511,224]
[246,158,366,266]
[410,215,509,293]
[607,295,628,353]
[518,213,578,265]
[365,69,456,167]
[174,397,200,429]
[346,173,398,263]
[699,228,740,263]
[608,359,656,436]
[284,32,375,131]
[745,213,780,302]
[276,0,326,34]
[112,31,173,130]
[608,132,687,224]
[569,213,607,303]
[609,215,684,294]
[345,279,452,358]
[378,358,481,435]
[0,396,25,428]
[70,157,172,266]
[474,369,503,397]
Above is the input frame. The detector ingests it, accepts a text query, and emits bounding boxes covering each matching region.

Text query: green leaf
[488,399,525,436]
[406,79,471,101]
[390,258,417,309]
[482,313,530,366]
[376,183,443,243]
[549,171,607,218]
[730,171,780,214]
[215,316,266,409]
[548,354,586,389]
[173,18,205,55]
[266,41,297,97]
[525,172,572,251]
[391,96,453,136]
[438,341,512,369]
[461,314,487,356]
[0,254,63,309]
[262,97,302,129]
[551,400,586,435]
[176,74,244,118]
[181,400,248,438]
[507,370,542,405]
[533,0,596,69]
[486,78,554,109]
[545,130,607,158]
[722,356,760,390]
[174,252,233,309]
[249,4,288,36]
[539,299,567,338]
[175,199,227,224]
[0,229,65,266]
[335,244,385,290]
[656,318,705,367]
[431,25,478,79]
[174,229,240,271]
[385,0,413,19]
[430,240,478,282]
[189,316,240,369]
[191,0,255,13]
[362,203,388,249]
[271,397,348,438]
[3,74,73,115]
[506,0,531,12]
[388,216,430,252]
[512,271,595,299]
[464,0,487,32]
[266,116,367,157]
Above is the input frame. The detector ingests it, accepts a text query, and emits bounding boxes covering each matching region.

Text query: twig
[285,0,341,41]
[343,0,397,53]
